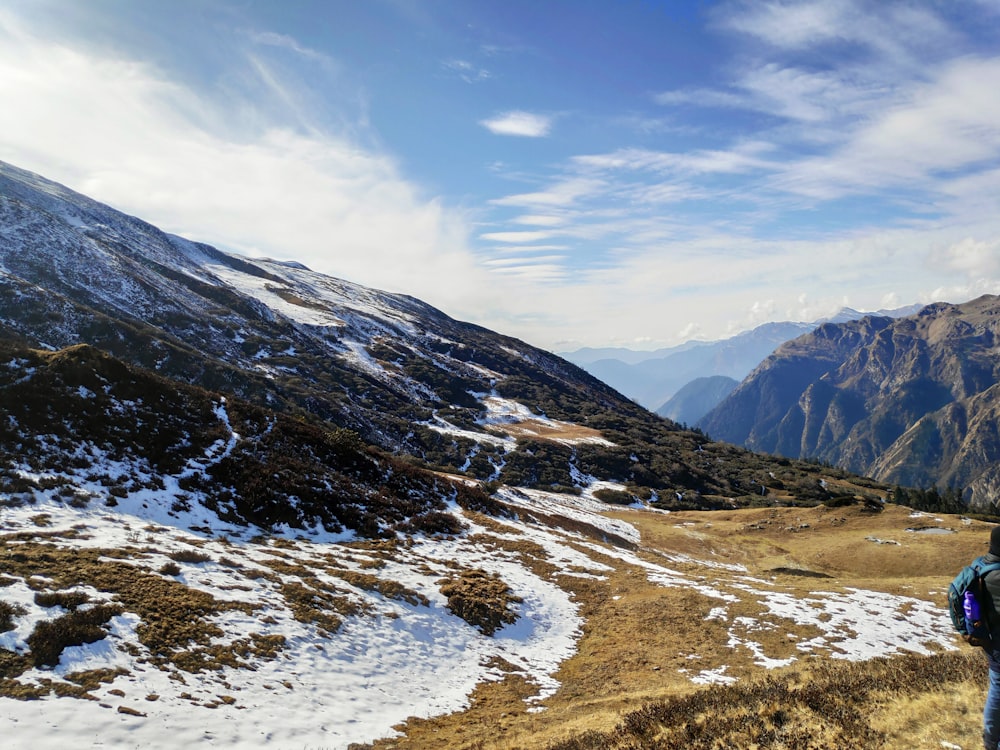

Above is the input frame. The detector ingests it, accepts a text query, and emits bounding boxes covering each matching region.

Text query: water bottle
[965,590,981,633]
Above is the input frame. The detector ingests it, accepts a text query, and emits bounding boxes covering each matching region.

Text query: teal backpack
[948,555,1000,646]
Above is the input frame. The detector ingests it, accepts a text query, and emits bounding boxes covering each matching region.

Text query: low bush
[34,591,90,610]
[169,549,212,564]
[27,604,123,667]
[439,569,522,636]
[0,601,26,633]
[593,488,634,505]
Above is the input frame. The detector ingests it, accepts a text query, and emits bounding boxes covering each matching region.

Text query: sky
[2,0,1000,353]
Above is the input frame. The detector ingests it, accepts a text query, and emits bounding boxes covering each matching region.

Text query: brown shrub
[168,549,212,564]
[159,562,182,576]
[34,590,90,610]
[0,601,26,632]
[439,569,522,636]
[27,604,123,667]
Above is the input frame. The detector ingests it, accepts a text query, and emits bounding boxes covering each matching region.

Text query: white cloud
[772,56,1000,199]
[574,143,775,177]
[484,255,566,268]
[483,244,569,254]
[513,214,567,227]
[0,10,503,326]
[480,110,553,137]
[937,238,1000,277]
[715,0,958,67]
[735,63,886,124]
[716,0,855,49]
[483,262,567,283]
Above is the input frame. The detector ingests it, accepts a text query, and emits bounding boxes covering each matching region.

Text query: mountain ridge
[561,308,921,412]
[699,296,1000,509]
[0,159,884,512]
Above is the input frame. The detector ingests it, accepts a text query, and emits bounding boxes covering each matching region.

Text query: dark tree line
[890,484,967,515]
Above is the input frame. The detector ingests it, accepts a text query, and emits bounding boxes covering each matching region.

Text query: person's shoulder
[982,555,1000,585]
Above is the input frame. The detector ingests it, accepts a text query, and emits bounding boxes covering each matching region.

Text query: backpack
[948,555,1000,646]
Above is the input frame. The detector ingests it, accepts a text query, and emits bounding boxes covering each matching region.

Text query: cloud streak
[480,111,553,137]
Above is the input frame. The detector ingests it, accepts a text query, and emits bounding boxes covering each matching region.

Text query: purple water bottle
[965,590,981,633]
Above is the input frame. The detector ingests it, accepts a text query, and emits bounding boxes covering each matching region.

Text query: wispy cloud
[481,260,567,283]
[472,2,1000,347]
[573,143,776,177]
[244,30,338,69]
[490,178,603,208]
[443,58,491,83]
[512,214,567,227]
[714,0,859,50]
[480,110,553,137]
[713,0,958,66]
[479,230,556,243]
[771,56,1000,199]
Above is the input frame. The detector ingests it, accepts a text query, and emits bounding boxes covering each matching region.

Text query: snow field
[0,480,961,749]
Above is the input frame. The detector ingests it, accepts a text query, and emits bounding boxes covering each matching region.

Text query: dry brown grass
[359,503,989,750]
[486,418,609,444]
[539,651,982,750]
[871,681,984,749]
[0,501,987,744]
[0,535,279,689]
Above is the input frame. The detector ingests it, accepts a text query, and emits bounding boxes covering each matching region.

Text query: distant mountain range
[699,296,1000,510]
[561,307,921,416]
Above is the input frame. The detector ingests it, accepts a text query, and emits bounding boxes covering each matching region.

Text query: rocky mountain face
[562,308,922,414]
[700,297,1000,509]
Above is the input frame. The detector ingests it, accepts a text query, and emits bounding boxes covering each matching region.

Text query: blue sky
[2,0,1000,352]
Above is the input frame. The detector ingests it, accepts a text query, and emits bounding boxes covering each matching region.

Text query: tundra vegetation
[352,503,986,750]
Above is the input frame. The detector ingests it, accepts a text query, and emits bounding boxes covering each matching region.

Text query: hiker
[968,526,1000,750]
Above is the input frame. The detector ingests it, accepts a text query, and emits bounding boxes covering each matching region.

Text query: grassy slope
[361,503,989,750]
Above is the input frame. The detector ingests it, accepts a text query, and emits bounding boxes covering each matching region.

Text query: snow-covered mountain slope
[0,161,646,473]
[0,160,881,510]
